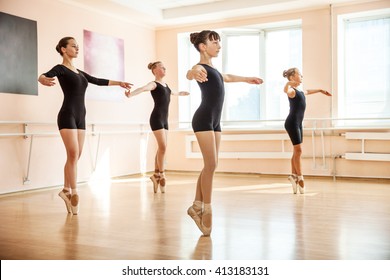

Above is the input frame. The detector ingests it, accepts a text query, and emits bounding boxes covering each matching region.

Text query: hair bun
[55,44,61,54]
[190,32,199,44]
[147,62,154,70]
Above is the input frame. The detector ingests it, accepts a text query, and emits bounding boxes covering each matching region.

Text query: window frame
[336,9,390,127]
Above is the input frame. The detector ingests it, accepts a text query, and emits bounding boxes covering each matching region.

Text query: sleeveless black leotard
[43,64,109,130]
[150,82,171,131]
[284,88,306,145]
[192,64,225,132]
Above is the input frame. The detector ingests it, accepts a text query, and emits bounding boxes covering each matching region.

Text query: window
[223,33,262,122]
[338,12,390,124]
[178,23,302,129]
[264,28,302,121]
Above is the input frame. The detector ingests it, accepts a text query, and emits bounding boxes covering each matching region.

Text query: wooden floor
[1,172,389,260]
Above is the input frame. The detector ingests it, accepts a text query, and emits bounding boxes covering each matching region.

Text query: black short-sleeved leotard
[284,88,306,145]
[192,64,225,132]
[43,64,109,130]
[150,82,171,131]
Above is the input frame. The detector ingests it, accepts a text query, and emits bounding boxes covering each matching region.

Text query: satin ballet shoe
[150,174,160,193]
[159,173,166,193]
[58,190,72,213]
[200,208,212,236]
[288,175,298,194]
[187,205,203,233]
[298,181,305,194]
[297,175,305,194]
[70,194,79,215]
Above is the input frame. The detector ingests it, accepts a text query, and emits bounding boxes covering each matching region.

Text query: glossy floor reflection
[0,173,389,260]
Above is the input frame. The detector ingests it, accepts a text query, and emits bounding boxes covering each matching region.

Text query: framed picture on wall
[83,29,125,101]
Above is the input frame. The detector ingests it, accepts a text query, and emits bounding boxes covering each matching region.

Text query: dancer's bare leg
[150,153,160,193]
[292,144,304,188]
[153,129,167,172]
[195,131,221,230]
[60,129,85,190]
[194,170,203,202]
[153,129,168,191]
[59,129,85,214]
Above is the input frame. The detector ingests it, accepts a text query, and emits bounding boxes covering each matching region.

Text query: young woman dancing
[125,61,189,193]
[283,67,331,194]
[186,30,263,236]
[38,37,132,214]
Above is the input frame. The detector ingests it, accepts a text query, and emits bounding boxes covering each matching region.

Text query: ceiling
[59,0,364,27]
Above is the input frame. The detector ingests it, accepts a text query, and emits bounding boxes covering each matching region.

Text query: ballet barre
[185,133,293,159]
[342,132,390,162]
[1,119,389,185]
[0,121,151,184]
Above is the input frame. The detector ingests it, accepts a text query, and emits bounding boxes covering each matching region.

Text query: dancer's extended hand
[38,75,56,86]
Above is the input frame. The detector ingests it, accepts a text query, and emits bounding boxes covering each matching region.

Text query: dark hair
[283,68,298,80]
[147,61,161,72]
[55,37,74,56]
[190,30,220,52]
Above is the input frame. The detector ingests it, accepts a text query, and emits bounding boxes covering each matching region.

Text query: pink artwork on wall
[83,30,125,101]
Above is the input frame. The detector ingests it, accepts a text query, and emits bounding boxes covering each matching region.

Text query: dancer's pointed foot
[150,174,160,193]
[70,194,79,215]
[58,190,72,213]
[288,175,298,194]
[159,172,166,193]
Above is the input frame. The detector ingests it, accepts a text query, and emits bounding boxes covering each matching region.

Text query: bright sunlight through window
[178,22,302,129]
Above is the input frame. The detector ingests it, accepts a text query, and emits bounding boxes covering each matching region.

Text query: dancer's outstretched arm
[125,81,156,98]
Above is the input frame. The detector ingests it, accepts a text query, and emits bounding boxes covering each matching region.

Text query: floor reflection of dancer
[60,215,79,259]
[38,37,132,214]
[283,67,331,194]
[125,61,189,193]
[151,195,167,259]
[191,236,213,260]
[186,30,263,236]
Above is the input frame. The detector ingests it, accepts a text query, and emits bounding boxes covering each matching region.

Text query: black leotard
[150,82,171,131]
[192,64,225,132]
[43,64,109,130]
[284,88,306,145]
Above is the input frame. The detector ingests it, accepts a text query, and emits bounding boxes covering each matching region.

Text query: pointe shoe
[150,174,159,193]
[58,190,72,213]
[288,175,298,194]
[159,174,166,193]
[70,194,79,215]
[187,205,203,233]
[297,175,305,194]
[298,181,305,194]
[200,208,212,236]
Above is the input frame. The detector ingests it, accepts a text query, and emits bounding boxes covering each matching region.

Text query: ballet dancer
[125,61,189,193]
[38,37,132,214]
[283,67,331,194]
[186,30,263,236]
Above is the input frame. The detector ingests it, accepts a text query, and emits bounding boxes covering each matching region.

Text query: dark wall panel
[0,12,38,95]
